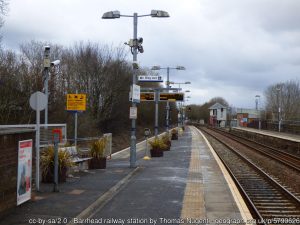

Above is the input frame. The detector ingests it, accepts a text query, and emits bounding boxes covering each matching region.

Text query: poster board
[17,140,32,205]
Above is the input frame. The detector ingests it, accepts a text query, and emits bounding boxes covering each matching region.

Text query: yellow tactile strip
[180,130,206,223]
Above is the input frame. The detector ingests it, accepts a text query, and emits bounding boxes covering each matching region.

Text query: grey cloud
[1,0,299,108]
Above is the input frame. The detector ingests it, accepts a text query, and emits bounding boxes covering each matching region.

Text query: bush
[90,137,107,159]
[40,146,74,178]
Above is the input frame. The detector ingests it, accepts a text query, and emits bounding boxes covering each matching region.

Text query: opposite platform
[233,126,300,143]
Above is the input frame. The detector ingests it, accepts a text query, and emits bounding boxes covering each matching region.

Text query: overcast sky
[2,0,300,108]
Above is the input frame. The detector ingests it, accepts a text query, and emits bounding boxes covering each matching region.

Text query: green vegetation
[90,137,107,159]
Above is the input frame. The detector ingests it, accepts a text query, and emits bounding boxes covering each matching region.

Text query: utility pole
[276,85,281,132]
[43,46,51,126]
[102,10,170,168]
[129,13,138,168]
[154,90,159,137]
[166,67,170,133]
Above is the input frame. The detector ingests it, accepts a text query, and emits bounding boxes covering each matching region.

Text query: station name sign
[138,75,163,82]
[140,92,184,102]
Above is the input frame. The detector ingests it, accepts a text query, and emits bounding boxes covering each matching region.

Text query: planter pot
[171,133,178,140]
[89,157,106,169]
[150,149,164,157]
[42,167,67,183]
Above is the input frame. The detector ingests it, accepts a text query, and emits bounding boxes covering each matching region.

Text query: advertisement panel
[17,140,32,205]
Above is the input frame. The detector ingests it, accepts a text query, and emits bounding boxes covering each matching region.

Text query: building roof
[236,108,259,115]
[209,102,227,110]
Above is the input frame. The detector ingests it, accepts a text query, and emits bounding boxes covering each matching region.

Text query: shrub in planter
[89,137,107,169]
[171,128,178,140]
[41,146,73,183]
[149,138,164,157]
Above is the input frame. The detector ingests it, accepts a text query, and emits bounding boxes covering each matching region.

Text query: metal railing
[0,124,67,146]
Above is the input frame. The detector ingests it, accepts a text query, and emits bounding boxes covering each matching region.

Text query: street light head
[151,66,161,70]
[102,11,120,19]
[185,81,191,84]
[151,10,170,18]
[176,66,186,70]
[185,90,190,92]
[255,95,260,98]
[138,37,143,44]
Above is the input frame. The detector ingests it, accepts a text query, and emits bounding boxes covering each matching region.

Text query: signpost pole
[166,67,170,133]
[155,90,159,138]
[36,104,40,191]
[30,91,47,192]
[130,13,138,168]
[66,93,86,146]
[53,133,59,192]
[74,91,78,146]
[74,112,78,146]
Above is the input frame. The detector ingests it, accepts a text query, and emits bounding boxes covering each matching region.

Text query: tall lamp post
[255,95,261,130]
[276,85,282,132]
[169,82,191,128]
[43,46,51,126]
[151,65,186,132]
[102,10,169,168]
[184,96,191,125]
[43,46,60,129]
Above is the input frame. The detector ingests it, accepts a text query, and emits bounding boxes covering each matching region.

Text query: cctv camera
[51,60,60,66]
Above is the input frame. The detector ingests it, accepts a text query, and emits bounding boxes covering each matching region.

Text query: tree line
[186,80,300,123]
[0,41,178,145]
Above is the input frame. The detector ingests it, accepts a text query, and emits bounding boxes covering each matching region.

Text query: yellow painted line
[180,129,205,223]
[193,126,253,222]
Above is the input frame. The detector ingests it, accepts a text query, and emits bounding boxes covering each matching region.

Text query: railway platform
[1,126,251,225]
[233,127,300,143]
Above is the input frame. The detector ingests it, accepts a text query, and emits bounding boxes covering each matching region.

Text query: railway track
[208,127,300,172]
[198,127,300,224]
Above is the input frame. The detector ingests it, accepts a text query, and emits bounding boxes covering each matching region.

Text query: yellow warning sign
[66,94,86,111]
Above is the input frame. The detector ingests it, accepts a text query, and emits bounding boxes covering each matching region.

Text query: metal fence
[0,124,113,156]
[72,133,112,157]
[0,124,67,146]
[247,119,300,134]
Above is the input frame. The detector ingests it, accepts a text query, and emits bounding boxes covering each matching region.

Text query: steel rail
[198,127,300,222]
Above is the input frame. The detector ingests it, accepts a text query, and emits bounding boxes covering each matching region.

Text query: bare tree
[265,80,300,120]
[186,97,229,123]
